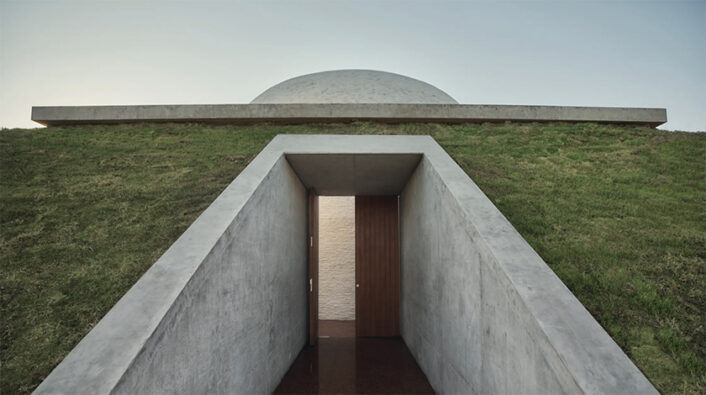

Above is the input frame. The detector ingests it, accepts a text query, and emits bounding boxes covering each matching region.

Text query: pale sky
[1,0,704,131]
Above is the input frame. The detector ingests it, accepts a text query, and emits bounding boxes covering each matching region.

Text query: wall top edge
[31,103,667,111]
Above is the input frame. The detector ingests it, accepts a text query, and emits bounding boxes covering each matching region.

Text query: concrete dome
[251,70,457,104]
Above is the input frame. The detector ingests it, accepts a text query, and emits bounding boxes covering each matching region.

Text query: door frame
[308,189,319,346]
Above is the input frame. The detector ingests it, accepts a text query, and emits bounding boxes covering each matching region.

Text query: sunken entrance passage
[280,192,420,393]
[35,135,656,395]
[289,151,419,348]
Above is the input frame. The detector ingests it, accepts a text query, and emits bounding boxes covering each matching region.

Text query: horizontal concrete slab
[286,153,422,195]
[31,103,667,126]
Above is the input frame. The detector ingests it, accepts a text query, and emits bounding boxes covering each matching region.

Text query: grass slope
[1,122,704,394]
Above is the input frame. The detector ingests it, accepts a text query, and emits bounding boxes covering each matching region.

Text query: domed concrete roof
[251,69,457,104]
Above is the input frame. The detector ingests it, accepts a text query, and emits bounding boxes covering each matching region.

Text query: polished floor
[318,319,357,338]
[274,321,434,394]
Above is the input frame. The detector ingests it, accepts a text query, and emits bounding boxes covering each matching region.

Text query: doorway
[309,193,400,344]
[318,196,356,338]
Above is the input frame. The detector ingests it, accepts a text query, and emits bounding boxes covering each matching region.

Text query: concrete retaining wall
[114,157,308,393]
[401,158,578,392]
[400,154,657,394]
[34,155,308,394]
[34,135,656,394]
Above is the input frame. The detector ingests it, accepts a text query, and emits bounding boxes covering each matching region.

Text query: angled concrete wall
[113,157,308,393]
[401,158,578,392]
[35,155,308,394]
[400,153,657,394]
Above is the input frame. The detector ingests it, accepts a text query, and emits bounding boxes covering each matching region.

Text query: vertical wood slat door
[355,195,400,337]
[308,190,319,346]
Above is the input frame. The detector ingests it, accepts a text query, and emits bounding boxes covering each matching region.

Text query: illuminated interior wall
[318,196,355,320]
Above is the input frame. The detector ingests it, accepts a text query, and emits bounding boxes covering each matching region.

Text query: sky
[1,0,704,131]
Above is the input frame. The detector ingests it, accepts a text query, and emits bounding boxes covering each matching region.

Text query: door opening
[317,196,356,338]
[309,194,400,343]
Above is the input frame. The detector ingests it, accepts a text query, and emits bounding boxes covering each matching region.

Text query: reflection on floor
[319,319,356,338]
[274,320,434,394]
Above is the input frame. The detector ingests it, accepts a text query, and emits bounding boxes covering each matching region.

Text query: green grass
[1,122,704,393]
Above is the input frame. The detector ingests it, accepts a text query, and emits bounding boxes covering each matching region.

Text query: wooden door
[308,190,319,346]
[355,195,400,337]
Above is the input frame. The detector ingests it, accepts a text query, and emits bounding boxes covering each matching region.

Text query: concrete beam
[31,103,667,126]
[285,153,422,195]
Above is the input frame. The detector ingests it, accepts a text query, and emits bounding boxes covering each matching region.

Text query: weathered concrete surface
[31,103,667,126]
[400,144,657,394]
[318,196,356,320]
[35,155,308,394]
[402,158,577,393]
[251,69,459,104]
[113,157,308,393]
[35,135,657,394]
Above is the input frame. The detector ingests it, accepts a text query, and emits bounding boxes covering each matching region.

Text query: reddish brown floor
[319,320,356,337]
[274,321,434,394]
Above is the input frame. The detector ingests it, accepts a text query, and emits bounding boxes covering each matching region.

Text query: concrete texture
[31,103,667,126]
[251,70,459,104]
[318,197,355,321]
[112,157,308,394]
[35,153,308,394]
[399,142,657,394]
[35,135,657,394]
[286,153,422,195]
[401,158,577,393]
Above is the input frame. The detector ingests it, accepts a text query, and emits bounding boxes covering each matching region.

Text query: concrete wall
[113,157,308,393]
[318,196,356,320]
[400,156,657,394]
[401,157,571,392]
[35,155,308,394]
[35,135,655,395]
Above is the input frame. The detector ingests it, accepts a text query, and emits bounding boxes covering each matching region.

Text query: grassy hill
[1,122,704,394]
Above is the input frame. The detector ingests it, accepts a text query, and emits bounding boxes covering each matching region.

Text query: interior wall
[318,196,356,320]
[400,157,581,394]
[112,156,308,394]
